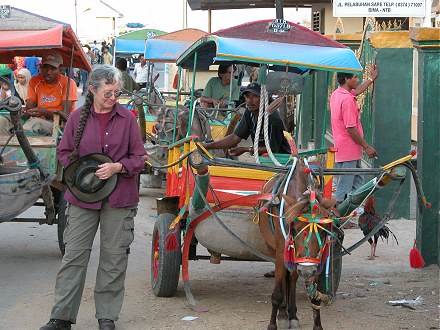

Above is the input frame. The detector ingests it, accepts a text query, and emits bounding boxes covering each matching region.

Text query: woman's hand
[96,162,123,179]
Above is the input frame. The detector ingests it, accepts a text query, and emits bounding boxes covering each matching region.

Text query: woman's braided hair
[68,64,121,159]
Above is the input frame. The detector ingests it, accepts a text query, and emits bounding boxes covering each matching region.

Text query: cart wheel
[317,232,344,300]
[151,213,181,297]
[57,191,67,255]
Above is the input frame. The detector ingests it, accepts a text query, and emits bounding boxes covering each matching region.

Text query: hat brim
[64,153,118,204]
[41,61,62,67]
[242,89,260,96]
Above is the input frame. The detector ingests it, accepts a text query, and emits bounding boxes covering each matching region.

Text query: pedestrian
[91,41,101,64]
[133,55,148,89]
[13,67,32,102]
[24,55,41,76]
[39,64,146,330]
[102,46,113,65]
[80,45,94,95]
[330,65,378,208]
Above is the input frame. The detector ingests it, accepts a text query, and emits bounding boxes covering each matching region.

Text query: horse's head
[154,106,178,161]
[282,160,336,283]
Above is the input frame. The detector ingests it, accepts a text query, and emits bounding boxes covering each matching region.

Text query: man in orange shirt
[24,51,78,135]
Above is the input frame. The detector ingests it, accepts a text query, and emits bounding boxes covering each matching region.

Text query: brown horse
[153,105,212,161]
[259,159,340,330]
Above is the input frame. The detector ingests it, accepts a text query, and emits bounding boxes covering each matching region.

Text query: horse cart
[0,9,92,254]
[148,19,426,329]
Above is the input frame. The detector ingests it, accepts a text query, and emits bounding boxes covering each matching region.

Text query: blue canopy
[177,35,362,73]
[114,39,145,55]
[176,20,362,74]
[145,39,195,62]
[144,28,207,63]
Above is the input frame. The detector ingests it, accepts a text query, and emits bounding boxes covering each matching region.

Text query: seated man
[24,52,78,135]
[202,82,291,157]
[200,64,240,109]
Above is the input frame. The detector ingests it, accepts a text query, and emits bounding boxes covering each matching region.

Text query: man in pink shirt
[330,66,378,205]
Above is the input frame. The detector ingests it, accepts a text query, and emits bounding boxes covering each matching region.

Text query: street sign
[333,0,426,17]
[0,5,11,18]
[268,19,291,33]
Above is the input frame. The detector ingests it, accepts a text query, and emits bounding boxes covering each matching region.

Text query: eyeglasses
[103,90,123,98]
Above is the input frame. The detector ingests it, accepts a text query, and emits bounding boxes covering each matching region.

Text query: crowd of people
[0,43,379,329]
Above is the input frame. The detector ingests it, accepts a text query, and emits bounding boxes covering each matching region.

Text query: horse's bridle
[286,190,336,267]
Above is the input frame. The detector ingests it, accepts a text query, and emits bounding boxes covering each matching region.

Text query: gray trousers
[50,201,137,324]
[334,160,364,202]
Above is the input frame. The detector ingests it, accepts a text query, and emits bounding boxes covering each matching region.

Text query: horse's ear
[284,199,309,223]
[316,195,336,209]
[281,194,296,207]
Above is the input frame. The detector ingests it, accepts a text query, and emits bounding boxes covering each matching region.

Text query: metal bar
[187,51,198,137]
[275,0,284,19]
[172,66,182,143]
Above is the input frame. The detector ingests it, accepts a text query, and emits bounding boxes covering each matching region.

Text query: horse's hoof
[277,318,290,330]
[290,319,299,329]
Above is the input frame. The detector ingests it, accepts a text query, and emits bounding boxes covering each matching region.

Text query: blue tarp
[178,35,362,73]
[144,39,195,62]
[114,39,145,55]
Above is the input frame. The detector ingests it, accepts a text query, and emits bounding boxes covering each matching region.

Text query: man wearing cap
[23,51,78,135]
[202,82,290,156]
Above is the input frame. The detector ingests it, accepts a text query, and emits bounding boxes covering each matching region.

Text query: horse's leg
[311,300,323,330]
[288,270,299,329]
[268,264,288,330]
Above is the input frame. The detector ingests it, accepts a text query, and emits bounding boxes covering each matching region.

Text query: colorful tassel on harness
[409,239,425,269]
[284,235,296,271]
[165,226,179,252]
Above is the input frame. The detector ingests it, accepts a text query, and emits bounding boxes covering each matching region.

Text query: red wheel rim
[153,230,159,280]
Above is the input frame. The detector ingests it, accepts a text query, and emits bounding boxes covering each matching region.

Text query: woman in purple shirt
[40,65,146,330]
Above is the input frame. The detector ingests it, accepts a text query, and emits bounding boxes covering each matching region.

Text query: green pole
[411,27,440,266]
[320,72,330,148]
[187,51,198,137]
[172,66,182,143]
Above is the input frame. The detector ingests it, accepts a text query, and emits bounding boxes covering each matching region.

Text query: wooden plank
[210,166,274,180]
[0,136,57,147]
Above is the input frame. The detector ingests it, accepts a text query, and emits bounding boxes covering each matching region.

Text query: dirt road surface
[0,181,438,330]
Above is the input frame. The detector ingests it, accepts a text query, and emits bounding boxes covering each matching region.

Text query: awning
[114,39,146,55]
[145,28,207,63]
[0,8,92,71]
[177,20,362,73]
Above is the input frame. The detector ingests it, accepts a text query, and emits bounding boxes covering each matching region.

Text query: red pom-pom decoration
[426,202,431,209]
[313,204,319,211]
[410,150,417,156]
[303,231,308,236]
[262,207,268,213]
[353,211,358,216]
[304,168,312,174]
[409,239,425,269]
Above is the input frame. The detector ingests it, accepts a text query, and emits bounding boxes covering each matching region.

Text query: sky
[11,0,311,41]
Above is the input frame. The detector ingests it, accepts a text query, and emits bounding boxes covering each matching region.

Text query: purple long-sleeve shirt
[57,102,146,210]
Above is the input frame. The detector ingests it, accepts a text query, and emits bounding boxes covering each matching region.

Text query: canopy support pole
[276,0,284,19]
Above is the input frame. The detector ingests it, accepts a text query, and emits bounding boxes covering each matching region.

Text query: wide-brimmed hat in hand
[64,153,117,203]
